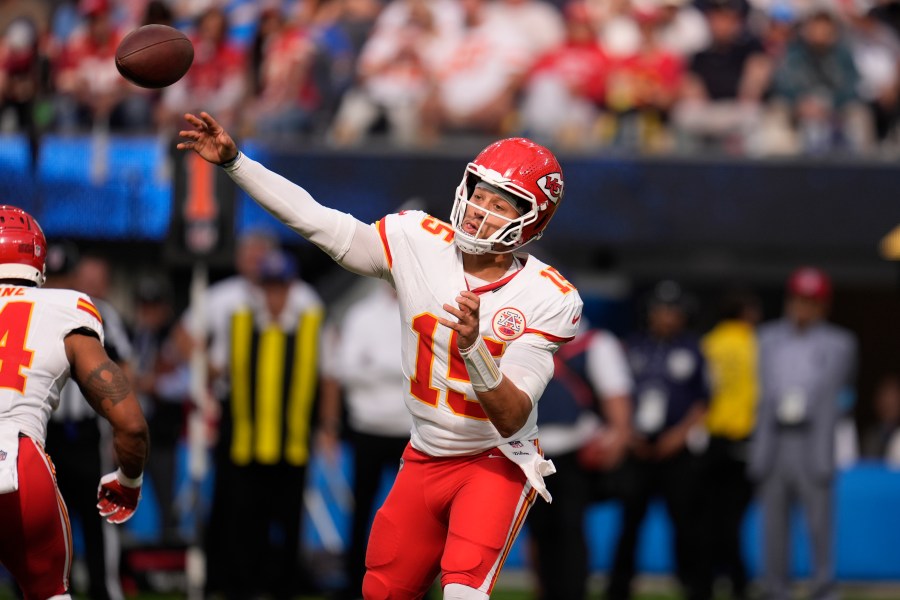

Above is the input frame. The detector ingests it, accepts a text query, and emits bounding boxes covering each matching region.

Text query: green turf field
[3,580,899,600]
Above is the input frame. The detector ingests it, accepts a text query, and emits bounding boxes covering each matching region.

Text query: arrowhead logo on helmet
[538,173,563,205]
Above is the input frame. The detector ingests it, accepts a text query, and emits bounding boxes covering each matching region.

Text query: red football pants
[362,444,537,599]
[0,436,71,600]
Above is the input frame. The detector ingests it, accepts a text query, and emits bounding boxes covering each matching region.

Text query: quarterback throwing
[178,111,581,600]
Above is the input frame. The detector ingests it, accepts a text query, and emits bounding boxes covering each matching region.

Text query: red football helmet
[451,137,564,254]
[0,206,47,286]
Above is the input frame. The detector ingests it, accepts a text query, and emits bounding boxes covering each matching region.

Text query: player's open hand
[177,111,239,166]
[440,290,481,349]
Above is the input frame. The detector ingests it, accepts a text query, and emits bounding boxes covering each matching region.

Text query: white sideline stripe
[317,456,354,513]
[304,488,344,553]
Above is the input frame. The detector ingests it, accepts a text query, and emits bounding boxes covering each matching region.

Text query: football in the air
[115,24,193,89]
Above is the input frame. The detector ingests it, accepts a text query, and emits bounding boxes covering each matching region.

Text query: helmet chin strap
[453,234,491,255]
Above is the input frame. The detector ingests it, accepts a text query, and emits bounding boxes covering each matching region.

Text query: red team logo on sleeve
[492,308,526,341]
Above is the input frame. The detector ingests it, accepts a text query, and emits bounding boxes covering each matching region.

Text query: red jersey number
[0,301,35,393]
[410,313,504,420]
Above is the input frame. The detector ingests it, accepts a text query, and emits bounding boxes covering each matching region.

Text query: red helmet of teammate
[451,138,564,255]
[0,205,47,286]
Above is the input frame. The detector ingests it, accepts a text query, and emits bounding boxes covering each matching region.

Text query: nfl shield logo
[0,450,6,461]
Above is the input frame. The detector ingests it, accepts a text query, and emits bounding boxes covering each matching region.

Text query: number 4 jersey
[0,285,104,445]
[375,210,583,457]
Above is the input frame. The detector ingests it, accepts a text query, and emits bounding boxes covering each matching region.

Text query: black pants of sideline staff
[705,435,754,600]
[606,449,712,600]
[527,450,612,600]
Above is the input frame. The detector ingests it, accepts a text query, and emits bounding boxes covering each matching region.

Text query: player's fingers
[178,128,204,141]
[459,290,479,303]
[437,316,460,331]
[183,112,202,127]
[199,111,220,131]
[455,295,478,314]
[107,508,134,525]
[442,303,463,318]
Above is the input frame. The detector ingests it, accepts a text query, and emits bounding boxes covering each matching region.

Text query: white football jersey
[0,285,104,444]
[376,211,583,456]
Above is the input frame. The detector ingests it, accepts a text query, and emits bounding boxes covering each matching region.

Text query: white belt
[497,439,556,503]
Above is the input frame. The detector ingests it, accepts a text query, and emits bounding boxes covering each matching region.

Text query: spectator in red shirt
[0,16,44,160]
[605,5,684,151]
[53,0,151,132]
[519,1,611,148]
[157,5,245,131]
[243,6,320,137]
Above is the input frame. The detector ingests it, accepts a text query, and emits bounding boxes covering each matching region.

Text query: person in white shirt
[319,281,416,599]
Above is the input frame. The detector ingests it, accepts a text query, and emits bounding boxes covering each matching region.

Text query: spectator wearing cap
[750,267,857,600]
[206,247,325,599]
[607,280,713,600]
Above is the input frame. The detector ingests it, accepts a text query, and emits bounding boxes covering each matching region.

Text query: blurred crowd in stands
[2,0,900,156]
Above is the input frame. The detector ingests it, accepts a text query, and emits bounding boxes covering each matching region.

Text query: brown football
[115,24,193,89]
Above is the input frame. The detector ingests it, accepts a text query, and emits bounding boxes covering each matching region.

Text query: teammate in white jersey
[0,206,149,600]
[178,112,581,600]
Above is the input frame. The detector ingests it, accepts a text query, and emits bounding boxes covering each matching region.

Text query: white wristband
[460,337,503,393]
[116,468,143,488]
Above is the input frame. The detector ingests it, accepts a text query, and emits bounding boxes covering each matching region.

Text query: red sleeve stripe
[375,218,393,269]
[523,329,574,343]
[77,299,103,324]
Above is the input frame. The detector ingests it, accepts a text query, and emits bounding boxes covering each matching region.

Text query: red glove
[97,469,142,524]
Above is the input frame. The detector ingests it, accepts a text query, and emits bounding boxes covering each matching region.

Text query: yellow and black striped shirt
[228,306,323,466]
